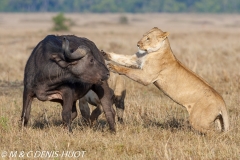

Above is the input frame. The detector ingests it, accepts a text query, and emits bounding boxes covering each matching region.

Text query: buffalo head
[51,37,110,84]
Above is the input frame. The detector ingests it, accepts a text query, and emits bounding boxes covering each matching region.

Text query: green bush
[119,15,129,24]
[52,13,70,31]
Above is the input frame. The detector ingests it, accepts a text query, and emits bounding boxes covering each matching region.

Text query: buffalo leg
[79,97,91,125]
[71,101,77,121]
[92,82,116,132]
[62,91,74,132]
[21,89,33,126]
[90,105,102,125]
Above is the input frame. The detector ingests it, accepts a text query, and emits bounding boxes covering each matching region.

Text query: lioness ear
[163,32,169,37]
[159,32,169,39]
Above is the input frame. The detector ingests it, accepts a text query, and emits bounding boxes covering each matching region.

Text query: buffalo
[21,35,116,132]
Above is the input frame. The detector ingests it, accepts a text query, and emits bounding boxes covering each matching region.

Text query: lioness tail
[220,105,229,132]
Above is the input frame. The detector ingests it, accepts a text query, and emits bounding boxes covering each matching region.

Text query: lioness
[102,27,229,133]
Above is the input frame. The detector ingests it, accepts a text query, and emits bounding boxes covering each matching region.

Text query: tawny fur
[103,27,229,133]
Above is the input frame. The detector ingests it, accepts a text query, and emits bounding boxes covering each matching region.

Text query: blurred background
[0,0,240,13]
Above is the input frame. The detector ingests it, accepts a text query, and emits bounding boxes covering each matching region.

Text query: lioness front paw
[100,50,111,61]
[107,63,118,73]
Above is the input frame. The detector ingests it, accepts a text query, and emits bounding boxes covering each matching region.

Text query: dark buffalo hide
[21,35,115,132]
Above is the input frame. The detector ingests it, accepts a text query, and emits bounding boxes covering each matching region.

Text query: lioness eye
[147,37,150,40]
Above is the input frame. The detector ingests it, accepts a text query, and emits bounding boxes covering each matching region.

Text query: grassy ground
[0,13,240,159]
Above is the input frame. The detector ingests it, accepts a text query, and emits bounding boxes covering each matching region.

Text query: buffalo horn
[62,37,88,60]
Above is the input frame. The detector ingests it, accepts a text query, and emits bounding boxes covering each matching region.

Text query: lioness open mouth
[138,47,147,54]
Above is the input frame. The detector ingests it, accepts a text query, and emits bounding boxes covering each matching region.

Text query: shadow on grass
[142,117,192,132]
[78,119,109,132]
[31,118,110,132]
[32,119,63,129]
[31,116,191,132]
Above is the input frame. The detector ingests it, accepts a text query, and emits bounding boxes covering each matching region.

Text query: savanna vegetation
[0,0,240,13]
[0,13,240,159]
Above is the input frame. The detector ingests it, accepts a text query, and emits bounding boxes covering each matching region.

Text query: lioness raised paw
[107,63,118,73]
[107,63,130,76]
[100,50,111,61]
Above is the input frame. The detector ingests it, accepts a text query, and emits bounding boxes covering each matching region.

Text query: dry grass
[0,13,240,159]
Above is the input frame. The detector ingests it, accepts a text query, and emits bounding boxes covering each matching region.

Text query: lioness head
[137,27,169,54]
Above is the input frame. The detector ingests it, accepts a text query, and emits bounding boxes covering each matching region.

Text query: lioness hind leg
[189,110,218,133]
[190,118,214,133]
[189,102,223,133]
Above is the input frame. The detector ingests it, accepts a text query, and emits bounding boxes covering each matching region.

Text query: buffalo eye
[90,58,94,63]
